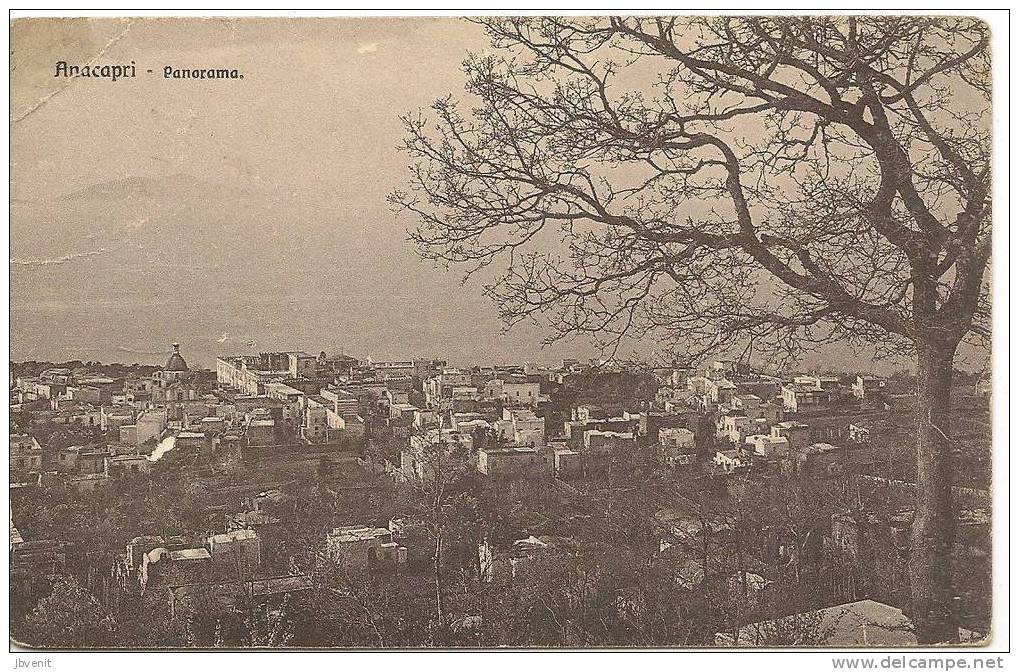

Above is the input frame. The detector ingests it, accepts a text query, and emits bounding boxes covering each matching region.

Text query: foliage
[15,575,116,649]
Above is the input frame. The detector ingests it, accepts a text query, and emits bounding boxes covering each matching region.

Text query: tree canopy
[391,16,990,366]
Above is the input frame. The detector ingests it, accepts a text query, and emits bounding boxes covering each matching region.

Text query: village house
[788,442,845,477]
[582,430,638,470]
[639,409,697,442]
[141,546,214,592]
[244,410,276,446]
[553,447,584,478]
[479,534,576,582]
[734,377,782,402]
[848,423,872,443]
[285,351,318,379]
[484,377,541,407]
[135,410,168,445]
[477,445,545,479]
[199,415,227,434]
[56,444,111,475]
[583,428,636,454]
[119,424,139,445]
[380,388,412,408]
[388,402,419,425]
[758,400,784,427]
[452,416,492,439]
[116,535,166,589]
[101,407,136,432]
[657,427,696,467]
[316,351,359,378]
[10,434,43,480]
[10,531,72,580]
[666,367,697,389]
[167,574,314,620]
[401,428,474,482]
[781,383,834,413]
[571,404,606,422]
[793,373,841,391]
[564,413,639,445]
[730,393,762,416]
[423,368,473,406]
[704,378,737,409]
[340,414,365,441]
[717,413,754,445]
[64,404,101,428]
[207,529,261,577]
[714,599,929,647]
[413,408,440,430]
[216,353,292,395]
[106,453,152,478]
[320,386,360,416]
[264,382,306,422]
[175,431,207,452]
[707,359,736,380]
[713,449,748,474]
[325,525,407,571]
[770,421,812,453]
[302,405,329,442]
[496,407,545,447]
[366,359,416,382]
[744,433,790,459]
[852,374,887,400]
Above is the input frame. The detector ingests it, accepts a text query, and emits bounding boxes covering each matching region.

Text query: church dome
[165,343,189,372]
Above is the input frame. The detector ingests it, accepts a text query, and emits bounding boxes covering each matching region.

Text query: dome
[165,343,189,372]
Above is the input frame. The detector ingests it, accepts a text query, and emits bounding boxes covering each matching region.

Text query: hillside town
[8,343,992,648]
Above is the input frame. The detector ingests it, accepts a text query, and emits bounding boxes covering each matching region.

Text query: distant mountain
[8,172,510,367]
[12,174,249,269]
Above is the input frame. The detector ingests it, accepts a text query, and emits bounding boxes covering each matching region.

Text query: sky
[8,17,986,374]
[10,17,601,369]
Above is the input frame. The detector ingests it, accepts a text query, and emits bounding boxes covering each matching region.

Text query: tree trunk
[909,341,957,644]
[433,529,447,645]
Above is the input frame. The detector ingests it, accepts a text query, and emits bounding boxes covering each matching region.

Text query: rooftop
[165,343,189,372]
[747,434,788,444]
[171,548,212,562]
[483,446,539,455]
[328,525,391,544]
[715,600,917,647]
[109,454,148,463]
[774,421,810,430]
[209,529,258,544]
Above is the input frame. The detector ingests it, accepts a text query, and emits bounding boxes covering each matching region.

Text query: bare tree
[391,17,990,643]
[398,421,478,645]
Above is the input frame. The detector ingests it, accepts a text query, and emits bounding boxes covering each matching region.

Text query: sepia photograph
[6,9,1008,661]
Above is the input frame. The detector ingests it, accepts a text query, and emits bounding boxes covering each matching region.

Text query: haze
[9,17,979,373]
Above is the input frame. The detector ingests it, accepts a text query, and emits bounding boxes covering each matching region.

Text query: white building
[658,427,696,467]
[713,449,747,474]
[477,446,545,478]
[744,433,790,458]
[852,375,886,400]
[326,526,407,570]
[485,379,541,407]
[499,408,545,446]
[303,406,328,441]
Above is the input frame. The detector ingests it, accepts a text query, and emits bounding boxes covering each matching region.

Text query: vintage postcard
[8,13,1004,659]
